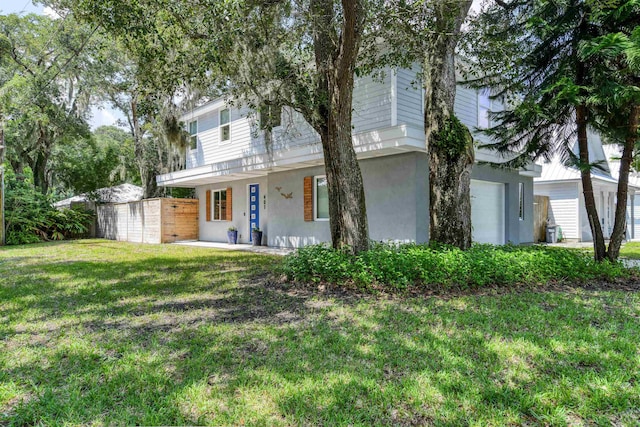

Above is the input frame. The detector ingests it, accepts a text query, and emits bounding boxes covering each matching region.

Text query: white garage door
[471,180,505,245]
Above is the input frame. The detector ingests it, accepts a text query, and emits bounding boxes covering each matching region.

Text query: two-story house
[156,68,541,247]
[535,139,640,242]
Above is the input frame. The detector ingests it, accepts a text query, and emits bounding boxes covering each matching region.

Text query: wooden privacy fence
[533,195,550,243]
[97,198,198,244]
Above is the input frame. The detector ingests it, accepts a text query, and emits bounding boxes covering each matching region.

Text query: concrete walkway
[172,240,294,256]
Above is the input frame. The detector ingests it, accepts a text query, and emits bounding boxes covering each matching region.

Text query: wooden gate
[534,195,550,243]
[161,199,199,243]
[97,198,198,243]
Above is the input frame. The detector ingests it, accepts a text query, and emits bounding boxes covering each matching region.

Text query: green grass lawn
[1,240,639,426]
[621,242,640,260]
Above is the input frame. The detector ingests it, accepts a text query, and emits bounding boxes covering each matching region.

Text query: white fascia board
[519,163,542,178]
[181,98,228,121]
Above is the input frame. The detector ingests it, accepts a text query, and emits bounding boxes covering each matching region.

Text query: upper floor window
[188,120,198,150]
[314,176,329,221]
[220,108,230,143]
[478,90,491,129]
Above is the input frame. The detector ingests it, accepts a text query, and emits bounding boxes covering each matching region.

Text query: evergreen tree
[463,0,640,261]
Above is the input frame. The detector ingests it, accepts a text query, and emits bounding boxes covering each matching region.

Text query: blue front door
[249,184,259,241]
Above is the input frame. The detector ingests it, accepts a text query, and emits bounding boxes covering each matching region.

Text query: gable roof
[535,130,619,185]
[603,145,640,191]
[54,184,143,208]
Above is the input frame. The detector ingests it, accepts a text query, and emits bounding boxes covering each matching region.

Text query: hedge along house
[156,68,541,248]
[534,133,640,242]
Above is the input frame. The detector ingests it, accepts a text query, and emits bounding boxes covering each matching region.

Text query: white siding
[271,108,318,152]
[396,67,423,127]
[633,195,640,239]
[185,72,398,170]
[535,183,580,239]
[352,72,393,132]
[454,86,478,132]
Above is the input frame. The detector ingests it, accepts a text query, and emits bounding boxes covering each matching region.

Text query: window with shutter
[304,176,313,221]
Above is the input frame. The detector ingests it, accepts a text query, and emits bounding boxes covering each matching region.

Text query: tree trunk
[310,0,369,254]
[130,98,155,199]
[576,104,606,261]
[31,127,51,194]
[606,105,640,261]
[425,0,474,249]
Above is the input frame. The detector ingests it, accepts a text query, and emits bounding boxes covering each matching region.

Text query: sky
[1,0,124,130]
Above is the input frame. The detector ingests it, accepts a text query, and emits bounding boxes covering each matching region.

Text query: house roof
[603,144,640,191]
[54,183,143,207]
[535,130,629,186]
[536,159,620,185]
[536,141,640,190]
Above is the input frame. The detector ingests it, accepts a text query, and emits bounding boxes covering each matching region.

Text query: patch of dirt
[269,273,640,301]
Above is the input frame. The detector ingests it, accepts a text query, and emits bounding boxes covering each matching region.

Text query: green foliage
[51,126,139,194]
[282,242,629,289]
[431,115,473,158]
[0,13,98,193]
[461,0,639,165]
[4,168,94,245]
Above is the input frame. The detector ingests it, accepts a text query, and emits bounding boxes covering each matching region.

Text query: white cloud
[42,6,60,19]
[90,106,127,130]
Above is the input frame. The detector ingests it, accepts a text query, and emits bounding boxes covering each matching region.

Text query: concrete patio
[172,240,294,256]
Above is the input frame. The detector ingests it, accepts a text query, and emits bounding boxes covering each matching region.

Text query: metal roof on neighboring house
[53,184,143,208]
[535,159,620,185]
[603,145,640,191]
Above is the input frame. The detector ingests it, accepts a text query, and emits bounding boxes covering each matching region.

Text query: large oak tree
[49,0,372,253]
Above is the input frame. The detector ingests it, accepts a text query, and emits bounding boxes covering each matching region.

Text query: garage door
[471,180,505,245]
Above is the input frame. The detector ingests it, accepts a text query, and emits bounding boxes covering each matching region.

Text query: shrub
[4,169,94,245]
[281,242,629,289]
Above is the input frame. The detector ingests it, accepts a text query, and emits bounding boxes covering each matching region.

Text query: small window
[259,104,282,130]
[478,89,491,129]
[314,176,329,220]
[220,108,230,143]
[188,120,198,150]
[212,189,227,221]
[519,182,525,221]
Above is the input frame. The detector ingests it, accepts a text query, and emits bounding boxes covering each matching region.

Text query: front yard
[1,240,639,425]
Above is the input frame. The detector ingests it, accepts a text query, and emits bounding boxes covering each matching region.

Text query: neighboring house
[157,68,540,248]
[54,183,144,210]
[603,145,640,241]
[534,135,639,242]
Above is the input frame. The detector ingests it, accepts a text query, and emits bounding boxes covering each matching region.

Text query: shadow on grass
[1,241,639,425]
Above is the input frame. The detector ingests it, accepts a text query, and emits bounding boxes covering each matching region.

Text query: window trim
[188,119,198,150]
[211,188,228,221]
[219,108,231,144]
[313,175,329,221]
[518,182,525,221]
